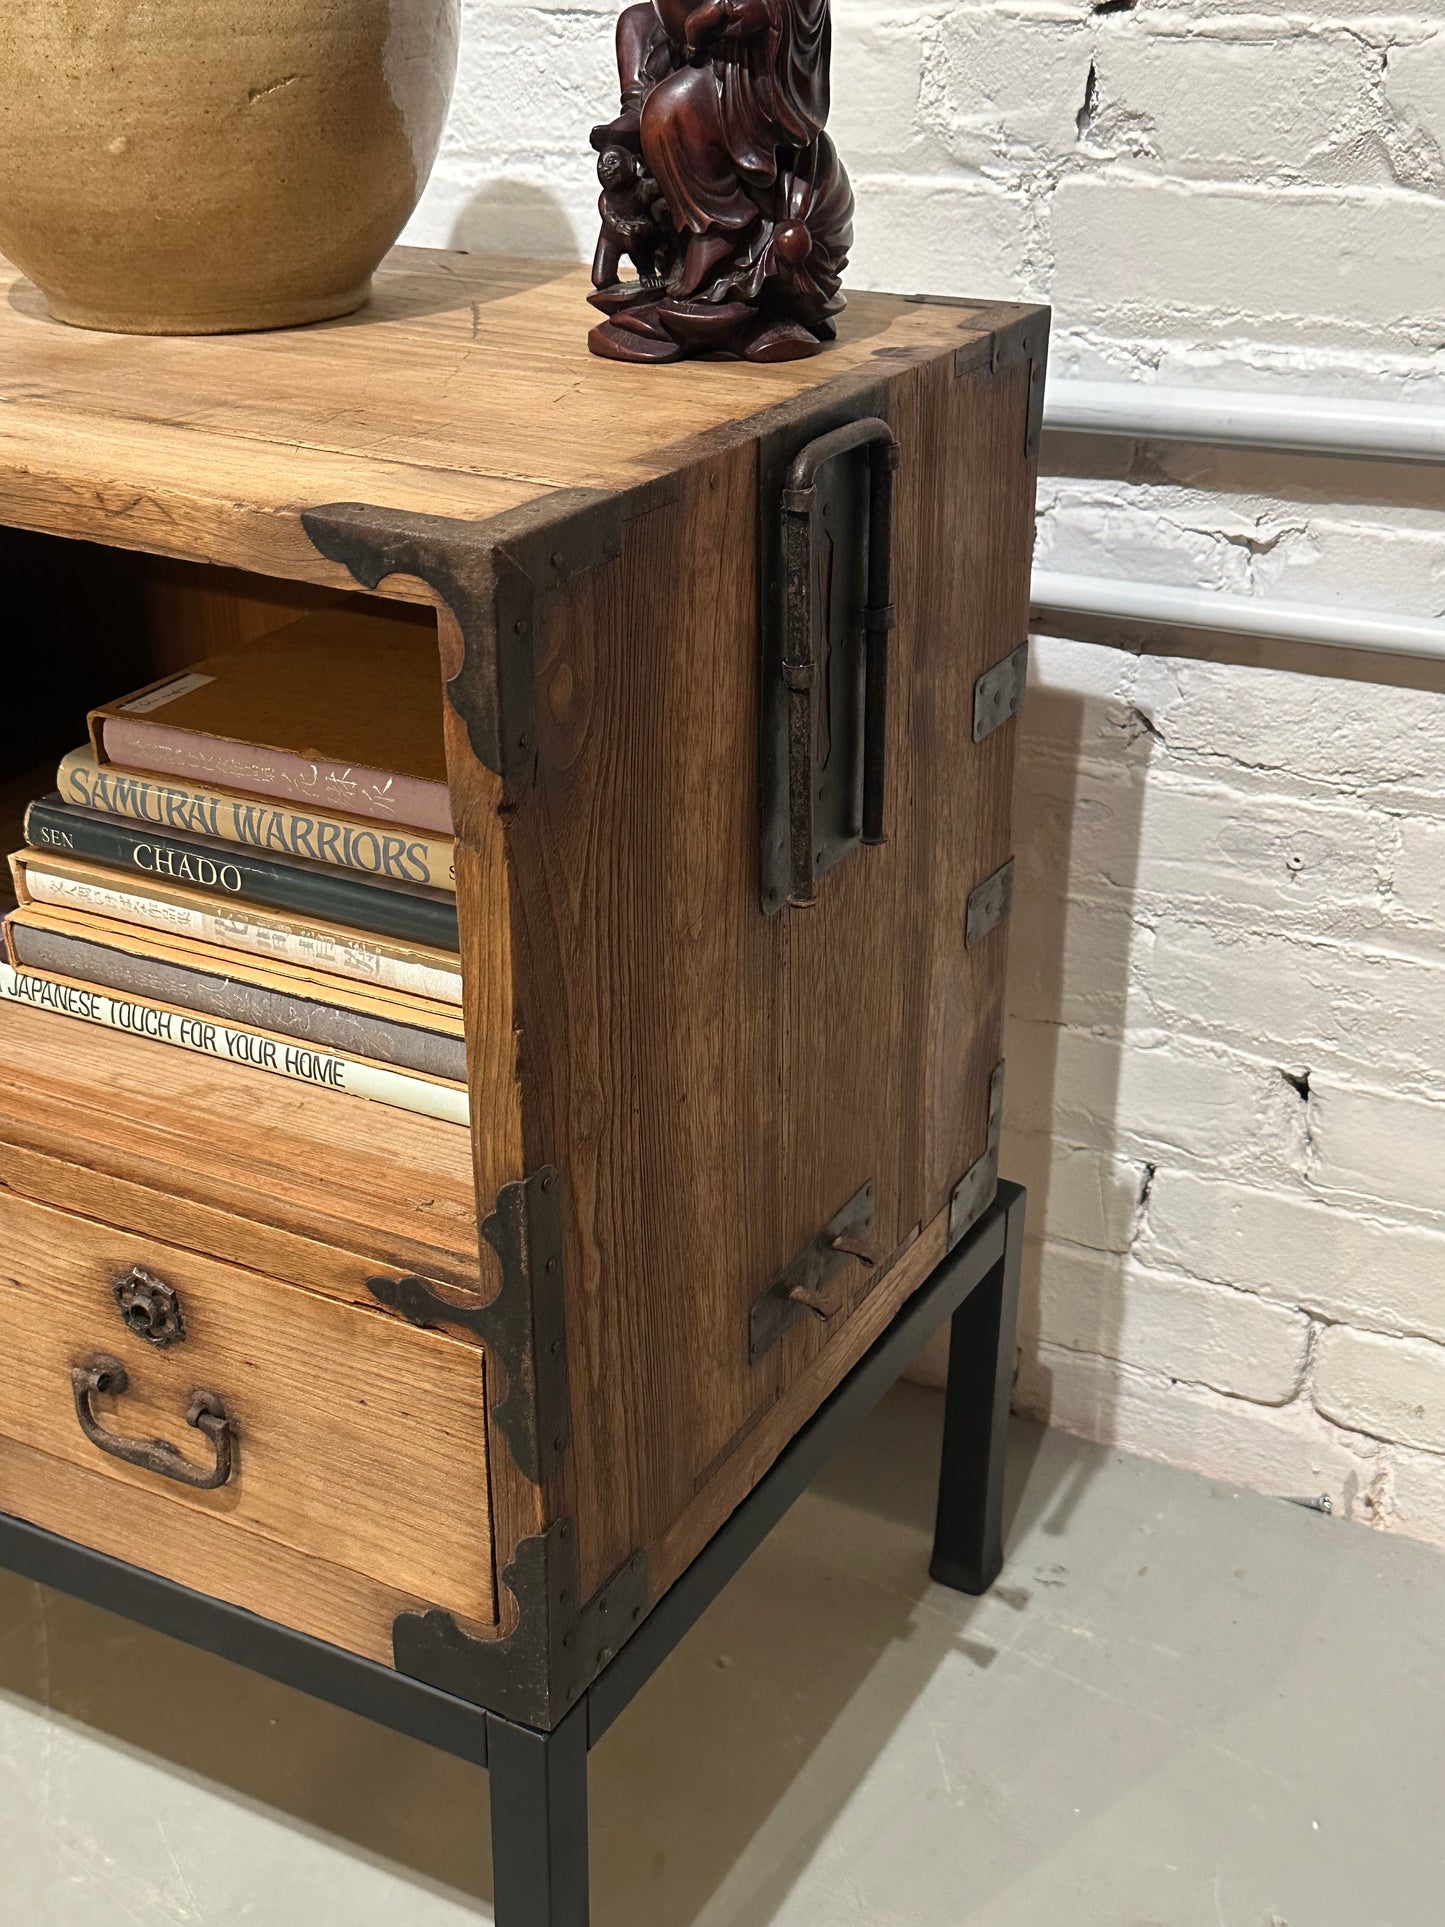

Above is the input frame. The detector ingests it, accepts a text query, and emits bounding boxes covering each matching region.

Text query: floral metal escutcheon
[112,1268,186,1349]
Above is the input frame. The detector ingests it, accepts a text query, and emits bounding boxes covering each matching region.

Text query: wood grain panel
[501,327,1041,1604]
[894,353,1037,1213]
[653,1203,949,1597]
[0,1004,479,1288]
[0,1141,468,1318]
[139,557,357,676]
[0,1190,495,1621]
[0,1433,439,1665]
[507,450,786,1602]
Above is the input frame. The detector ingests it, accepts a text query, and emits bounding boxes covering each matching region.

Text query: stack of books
[0,608,469,1126]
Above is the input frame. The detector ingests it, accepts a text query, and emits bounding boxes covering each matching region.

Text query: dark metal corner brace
[302,481,676,778]
[949,1062,1005,1250]
[368,1172,650,1729]
[368,1167,570,1488]
[954,308,1052,460]
[394,1525,649,1732]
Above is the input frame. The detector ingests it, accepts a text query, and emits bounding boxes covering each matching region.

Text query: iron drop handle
[781,416,900,908]
[71,1353,237,1491]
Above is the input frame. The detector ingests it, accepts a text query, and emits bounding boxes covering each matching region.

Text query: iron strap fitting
[303,481,677,778]
[750,1181,878,1364]
[974,642,1029,742]
[393,1522,650,1730]
[989,313,1051,460]
[949,1063,1006,1251]
[966,858,1017,948]
[366,1167,570,1488]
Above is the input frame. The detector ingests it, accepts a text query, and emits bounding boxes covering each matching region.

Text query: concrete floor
[1,1388,1441,1926]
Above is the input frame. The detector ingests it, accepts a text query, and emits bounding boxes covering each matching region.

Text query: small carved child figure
[592,145,670,292]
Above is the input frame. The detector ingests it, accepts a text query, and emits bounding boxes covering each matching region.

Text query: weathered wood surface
[0,250,1044,1683]
[0,1433,442,1664]
[0,247,1025,590]
[0,1189,495,1640]
[0,1005,480,1291]
[507,340,1039,1604]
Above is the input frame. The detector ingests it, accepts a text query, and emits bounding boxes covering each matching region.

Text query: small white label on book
[120,672,216,714]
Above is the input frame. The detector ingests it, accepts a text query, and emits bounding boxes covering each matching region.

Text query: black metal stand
[0,1182,1024,1926]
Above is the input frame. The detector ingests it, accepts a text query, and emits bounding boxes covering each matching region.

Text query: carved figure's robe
[621,0,834,237]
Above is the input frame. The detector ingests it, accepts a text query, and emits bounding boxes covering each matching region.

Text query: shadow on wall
[1003,672,1153,1509]
[449,180,583,264]
[907,662,1153,1525]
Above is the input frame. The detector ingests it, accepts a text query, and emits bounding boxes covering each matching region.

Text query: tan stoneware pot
[0,0,460,334]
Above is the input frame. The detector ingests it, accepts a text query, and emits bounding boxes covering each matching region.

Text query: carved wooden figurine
[588,0,854,363]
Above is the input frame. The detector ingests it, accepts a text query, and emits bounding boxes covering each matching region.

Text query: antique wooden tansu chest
[0,251,1045,1766]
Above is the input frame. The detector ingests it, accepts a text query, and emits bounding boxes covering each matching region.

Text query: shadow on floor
[0,1393,1087,1926]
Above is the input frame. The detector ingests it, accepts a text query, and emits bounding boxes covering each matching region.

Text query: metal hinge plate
[750,1181,877,1363]
[974,642,1029,742]
[366,1167,570,1486]
[966,858,1016,948]
[949,1063,1005,1250]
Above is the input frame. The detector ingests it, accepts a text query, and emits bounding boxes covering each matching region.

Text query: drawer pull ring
[70,1354,236,1491]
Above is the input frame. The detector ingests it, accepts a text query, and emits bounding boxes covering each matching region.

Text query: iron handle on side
[780,417,900,908]
[70,1353,237,1491]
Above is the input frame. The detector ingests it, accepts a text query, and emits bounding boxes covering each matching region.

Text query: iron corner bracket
[948,1062,1005,1251]
[393,1524,650,1731]
[991,309,1051,460]
[366,1167,570,1488]
[302,480,677,778]
[953,306,1051,458]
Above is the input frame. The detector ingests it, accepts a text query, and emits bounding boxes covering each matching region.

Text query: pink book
[91,606,454,836]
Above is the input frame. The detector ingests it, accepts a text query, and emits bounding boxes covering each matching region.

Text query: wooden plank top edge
[0,246,1044,584]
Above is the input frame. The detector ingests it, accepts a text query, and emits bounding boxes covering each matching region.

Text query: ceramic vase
[0,0,461,334]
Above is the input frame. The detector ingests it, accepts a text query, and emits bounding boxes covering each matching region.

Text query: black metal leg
[487,1700,590,1927]
[930,1185,1025,1595]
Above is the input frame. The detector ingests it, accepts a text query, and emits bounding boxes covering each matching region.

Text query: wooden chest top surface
[0,246,1028,589]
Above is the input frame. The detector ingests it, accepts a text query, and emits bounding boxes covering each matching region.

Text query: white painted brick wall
[404,0,1445,1548]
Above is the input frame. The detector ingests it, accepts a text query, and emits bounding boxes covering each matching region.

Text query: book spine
[0,964,470,1127]
[59,747,457,891]
[24,798,461,951]
[20,866,464,1006]
[6,924,468,1084]
[102,717,455,835]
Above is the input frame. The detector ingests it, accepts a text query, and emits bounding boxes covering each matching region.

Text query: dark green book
[22,795,459,951]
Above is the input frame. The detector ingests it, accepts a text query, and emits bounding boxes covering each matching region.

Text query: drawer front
[0,1191,494,1652]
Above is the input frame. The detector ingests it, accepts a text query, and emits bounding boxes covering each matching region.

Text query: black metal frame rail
[0,1180,1025,1926]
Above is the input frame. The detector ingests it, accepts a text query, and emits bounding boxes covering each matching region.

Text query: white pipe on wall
[1031,570,1445,664]
[1045,380,1445,464]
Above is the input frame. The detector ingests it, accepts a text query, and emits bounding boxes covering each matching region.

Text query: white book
[0,962,469,1128]
[14,854,463,1006]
